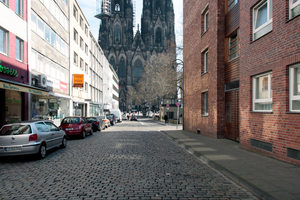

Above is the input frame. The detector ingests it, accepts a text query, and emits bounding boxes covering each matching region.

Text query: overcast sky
[76,0,183,48]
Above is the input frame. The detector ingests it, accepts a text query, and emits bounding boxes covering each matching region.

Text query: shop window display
[5,90,22,124]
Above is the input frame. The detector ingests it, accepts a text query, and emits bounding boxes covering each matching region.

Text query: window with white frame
[73,5,78,20]
[289,64,300,111]
[203,49,209,73]
[80,37,83,49]
[290,0,300,19]
[203,92,208,115]
[0,27,9,55]
[253,0,273,41]
[253,72,272,111]
[80,58,83,70]
[85,82,88,92]
[15,0,23,17]
[74,29,78,43]
[80,16,83,29]
[204,10,209,32]
[16,37,24,61]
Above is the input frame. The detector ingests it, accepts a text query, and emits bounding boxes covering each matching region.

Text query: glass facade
[90,104,101,116]
[31,95,70,120]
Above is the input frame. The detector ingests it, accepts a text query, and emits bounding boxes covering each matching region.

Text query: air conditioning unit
[38,75,47,88]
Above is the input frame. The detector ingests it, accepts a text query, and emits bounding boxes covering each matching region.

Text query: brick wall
[183,0,225,138]
[240,0,300,165]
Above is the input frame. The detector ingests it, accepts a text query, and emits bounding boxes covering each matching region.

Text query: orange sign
[73,74,84,87]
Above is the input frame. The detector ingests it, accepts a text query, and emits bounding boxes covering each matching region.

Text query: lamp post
[172,59,184,130]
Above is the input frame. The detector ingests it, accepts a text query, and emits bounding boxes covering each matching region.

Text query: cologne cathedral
[97,0,176,111]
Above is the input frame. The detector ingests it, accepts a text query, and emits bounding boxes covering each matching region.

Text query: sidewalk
[160,129,300,200]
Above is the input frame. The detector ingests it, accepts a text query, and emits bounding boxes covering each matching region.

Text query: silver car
[0,121,67,159]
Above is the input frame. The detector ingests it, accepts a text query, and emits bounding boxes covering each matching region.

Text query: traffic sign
[177,102,180,107]
[166,104,169,108]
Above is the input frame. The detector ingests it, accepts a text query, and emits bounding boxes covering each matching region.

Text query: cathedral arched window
[110,57,116,71]
[115,4,120,12]
[119,57,125,78]
[114,25,121,43]
[156,0,161,14]
[155,28,162,46]
[133,59,143,84]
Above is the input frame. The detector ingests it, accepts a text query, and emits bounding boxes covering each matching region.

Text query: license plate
[4,146,22,152]
[65,128,73,131]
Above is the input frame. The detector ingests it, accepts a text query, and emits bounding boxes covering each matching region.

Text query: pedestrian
[164,114,168,124]
[127,114,129,120]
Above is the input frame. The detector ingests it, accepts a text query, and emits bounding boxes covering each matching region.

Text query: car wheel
[82,130,86,139]
[60,137,67,148]
[90,128,93,135]
[38,143,46,159]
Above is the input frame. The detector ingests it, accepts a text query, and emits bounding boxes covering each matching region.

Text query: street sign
[177,102,180,107]
[166,104,169,108]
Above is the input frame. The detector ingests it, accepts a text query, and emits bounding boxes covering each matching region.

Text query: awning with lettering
[0,81,49,96]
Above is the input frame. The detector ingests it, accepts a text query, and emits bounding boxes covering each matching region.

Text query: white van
[110,109,122,122]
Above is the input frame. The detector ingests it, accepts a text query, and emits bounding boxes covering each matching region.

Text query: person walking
[164,114,168,124]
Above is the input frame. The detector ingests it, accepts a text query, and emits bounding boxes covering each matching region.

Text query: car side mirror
[59,127,62,130]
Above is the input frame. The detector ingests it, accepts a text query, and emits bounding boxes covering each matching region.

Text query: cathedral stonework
[98,0,176,111]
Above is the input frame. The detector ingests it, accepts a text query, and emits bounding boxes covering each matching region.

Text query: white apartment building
[29,0,70,126]
[103,56,119,113]
[89,31,104,116]
[69,0,90,116]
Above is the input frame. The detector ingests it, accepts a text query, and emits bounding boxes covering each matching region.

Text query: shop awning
[0,81,49,96]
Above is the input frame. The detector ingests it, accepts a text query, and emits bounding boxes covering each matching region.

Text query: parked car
[106,114,117,125]
[110,109,122,123]
[59,117,93,139]
[122,113,128,120]
[100,115,110,128]
[0,120,67,159]
[86,117,105,132]
[130,113,138,121]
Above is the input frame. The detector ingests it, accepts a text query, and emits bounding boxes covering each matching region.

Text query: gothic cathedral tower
[97,0,176,112]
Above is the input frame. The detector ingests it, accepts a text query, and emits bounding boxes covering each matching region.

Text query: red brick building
[183,0,300,165]
[239,0,300,165]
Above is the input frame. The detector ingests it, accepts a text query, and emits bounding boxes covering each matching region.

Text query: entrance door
[225,90,239,141]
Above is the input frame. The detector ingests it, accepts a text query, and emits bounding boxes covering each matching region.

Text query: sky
[76,0,183,48]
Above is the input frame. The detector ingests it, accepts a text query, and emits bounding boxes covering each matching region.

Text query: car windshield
[61,117,80,124]
[86,117,97,122]
[0,125,32,135]
[99,116,105,119]
[106,114,114,118]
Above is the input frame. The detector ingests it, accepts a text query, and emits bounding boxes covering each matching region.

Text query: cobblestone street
[0,120,258,199]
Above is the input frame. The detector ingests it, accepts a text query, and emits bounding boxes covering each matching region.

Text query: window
[85,82,88,92]
[1,0,8,5]
[51,30,56,47]
[228,31,238,61]
[15,0,23,17]
[74,52,78,65]
[290,0,300,19]
[85,25,88,36]
[16,37,24,61]
[204,10,209,32]
[80,16,83,29]
[85,44,88,55]
[133,59,143,84]
[74,29,78,43]
[252,72,272,111]
[253,0,272,41]
[80,58,83,70]
[228,0,238,11]
[203,49,209,73]
[44,25,50,42]
[80,37,83,49]
[289,64,300,111]
[73,5,78,20]
[119,58,125,78]
[203,92,208,116]
[85,63,88,74]
[0,27,8,55]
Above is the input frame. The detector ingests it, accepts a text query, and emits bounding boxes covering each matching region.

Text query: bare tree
[127,52,178,114]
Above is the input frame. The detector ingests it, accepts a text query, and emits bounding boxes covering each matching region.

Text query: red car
[59,117,93,139]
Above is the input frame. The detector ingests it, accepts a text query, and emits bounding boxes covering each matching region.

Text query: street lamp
[172,59,184,130]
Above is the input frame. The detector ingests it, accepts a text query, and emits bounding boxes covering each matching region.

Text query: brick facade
[184,0,300,166]
[183,0,226,139]
[240,0,300,165]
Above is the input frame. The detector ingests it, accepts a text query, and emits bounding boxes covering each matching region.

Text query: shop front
[0,80,49,127]
[31,92,71,126]
[89,103,101,116]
